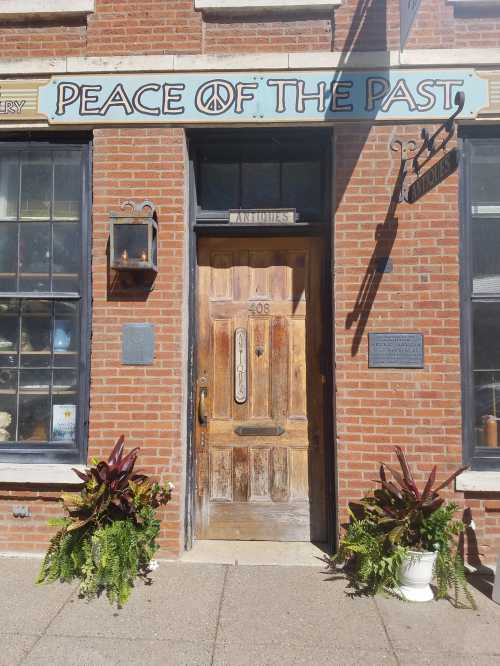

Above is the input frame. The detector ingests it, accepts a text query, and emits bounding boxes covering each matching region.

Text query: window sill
[194,0,341,13]
[447,0,500,5]
[0,0,95,18]
[456,470,500,492]
[0,463,85,486]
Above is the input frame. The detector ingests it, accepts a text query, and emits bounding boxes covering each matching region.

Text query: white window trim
[0,0,95,18]
[194,0,341,13]
[447,0,500,5]
[456,470,500,492]
[0,463,85,485]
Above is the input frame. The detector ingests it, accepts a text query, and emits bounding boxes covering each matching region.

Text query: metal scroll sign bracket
[390,91,465,203]
[390,138,417,204]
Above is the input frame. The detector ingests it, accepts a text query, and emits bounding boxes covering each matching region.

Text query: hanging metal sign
[407,148,459,203]
[234,328,247,405]
[229,209,296,225]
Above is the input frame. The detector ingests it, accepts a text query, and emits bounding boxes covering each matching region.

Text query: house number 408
[248,302,270,315]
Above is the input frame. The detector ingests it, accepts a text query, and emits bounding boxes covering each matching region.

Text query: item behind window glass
[0,411,12,441]
[53,319,72,351]
[19,395,50,442]
[52,404,76,442]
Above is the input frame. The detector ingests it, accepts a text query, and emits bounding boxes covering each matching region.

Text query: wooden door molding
[194,237,327,541]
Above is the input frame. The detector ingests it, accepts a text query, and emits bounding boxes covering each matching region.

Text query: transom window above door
[191,129,330,223]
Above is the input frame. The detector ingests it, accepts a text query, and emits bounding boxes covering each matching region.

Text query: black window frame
[461,129,500,470]
[190,128,331,226]
[0,138,91,465]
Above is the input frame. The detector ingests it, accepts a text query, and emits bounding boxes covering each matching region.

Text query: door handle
[199,387,208,426]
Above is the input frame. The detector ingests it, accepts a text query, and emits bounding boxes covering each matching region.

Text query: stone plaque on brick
[122,323,155,365]
[368,333,424,369]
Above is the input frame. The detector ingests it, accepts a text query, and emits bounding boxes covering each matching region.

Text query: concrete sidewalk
[0,557,499,666]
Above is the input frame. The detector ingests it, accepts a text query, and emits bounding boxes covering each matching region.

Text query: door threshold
[181,540,331,567]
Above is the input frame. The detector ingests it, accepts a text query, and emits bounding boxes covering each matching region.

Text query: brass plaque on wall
[368,333,424,369]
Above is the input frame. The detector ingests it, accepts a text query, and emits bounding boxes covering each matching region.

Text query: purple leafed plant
[361,446,468,549]
[37,436,173,607]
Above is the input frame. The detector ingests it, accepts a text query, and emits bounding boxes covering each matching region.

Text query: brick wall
[203,12,333,53]
[0,127,187,558]
[334,123,500,565]
[89,127,187,556]
[1,0,500,60]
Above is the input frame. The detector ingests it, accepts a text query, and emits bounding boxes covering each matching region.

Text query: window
[0,142,90,464]
[192,129,330,223]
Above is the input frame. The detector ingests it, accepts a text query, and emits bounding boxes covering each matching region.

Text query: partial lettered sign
[229,209,295,225]
[407,148,459,204]
[0,80,46,120]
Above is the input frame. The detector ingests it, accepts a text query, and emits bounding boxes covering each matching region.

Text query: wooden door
[195,237,327,541]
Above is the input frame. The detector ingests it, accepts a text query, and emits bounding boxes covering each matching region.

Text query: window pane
[473,303,500,450]
[18,395,50,442]
[241,162,280,209]
[20,368,50,390]
[282,161,321,219]
[0,299,80,447]
[0,152,19,219]
[21,303,51,353]
[20,152,52,220]
[471,143,500,206]
[472,217,500,293]
[19,223,50,274]
[0,223,18,275]
[0,368,16,391]
[53,151,81,220]
[53,223,80,274]
[0,300,19,352]
[200,162,239,211]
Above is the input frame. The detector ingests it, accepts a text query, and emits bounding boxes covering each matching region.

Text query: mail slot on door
[234,424,285,437]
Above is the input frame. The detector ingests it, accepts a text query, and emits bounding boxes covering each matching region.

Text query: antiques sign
[407,148,459,203]
[229,209,295,225]
[0,69,490,125]
[368,333,424,369]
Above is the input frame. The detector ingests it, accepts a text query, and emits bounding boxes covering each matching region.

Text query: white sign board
[400,0,422,50]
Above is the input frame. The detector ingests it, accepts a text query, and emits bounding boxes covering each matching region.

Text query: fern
[37,438,172,608]
[333,514,408,595]
[38,512,162,608]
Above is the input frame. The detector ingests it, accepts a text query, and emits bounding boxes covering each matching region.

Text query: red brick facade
[0,0,499,565]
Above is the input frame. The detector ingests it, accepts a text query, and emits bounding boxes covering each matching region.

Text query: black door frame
[183,127,337,552]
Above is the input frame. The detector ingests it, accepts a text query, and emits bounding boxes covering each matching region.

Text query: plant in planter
[332,446,475,608]
[37,436,173,607]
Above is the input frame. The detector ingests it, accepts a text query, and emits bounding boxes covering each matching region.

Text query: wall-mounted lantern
[110,200,158,272]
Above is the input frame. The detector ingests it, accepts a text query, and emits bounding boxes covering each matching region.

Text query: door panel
[195,237,327,541]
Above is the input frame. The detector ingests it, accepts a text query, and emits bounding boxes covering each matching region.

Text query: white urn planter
[398,550,437,602]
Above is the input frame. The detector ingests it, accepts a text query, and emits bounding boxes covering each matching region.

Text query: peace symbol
[195,80,235,116]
